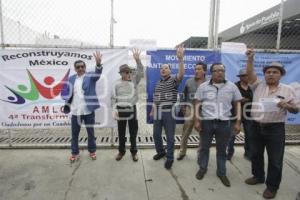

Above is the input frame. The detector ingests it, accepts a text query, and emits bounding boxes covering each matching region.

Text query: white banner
[0,48,129,129]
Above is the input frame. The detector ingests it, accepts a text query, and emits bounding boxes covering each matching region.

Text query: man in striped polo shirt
[244,49,300,199]
[150,45,185,169]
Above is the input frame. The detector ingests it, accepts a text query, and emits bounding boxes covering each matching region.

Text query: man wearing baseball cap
[244,49,300,199]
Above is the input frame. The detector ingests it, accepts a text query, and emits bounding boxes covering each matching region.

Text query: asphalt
[0,146,299,200]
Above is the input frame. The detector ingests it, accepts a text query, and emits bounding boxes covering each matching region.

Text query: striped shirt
[251,79,300,123]
[153,76,181,107]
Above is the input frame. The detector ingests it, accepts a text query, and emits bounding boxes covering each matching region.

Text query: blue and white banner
[222,52,300,124]
[146,50,220,123]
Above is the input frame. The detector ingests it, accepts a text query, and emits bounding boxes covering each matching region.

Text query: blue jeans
[227,119,253,158]
[153,110,176,161]
[198,120,231,176]
[251,121,285,192]
[71,112,96,155]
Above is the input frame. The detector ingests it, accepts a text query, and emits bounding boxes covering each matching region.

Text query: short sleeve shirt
[194,80,242,120]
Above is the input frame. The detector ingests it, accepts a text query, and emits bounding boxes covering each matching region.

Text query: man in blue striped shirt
[150,45,185,170]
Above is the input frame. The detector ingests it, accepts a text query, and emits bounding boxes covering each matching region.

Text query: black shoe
[115,153,125,161]
[245,176,265,185]
[153,152,166,160]
[164,160,173,170]
[195,168,206,180]
[263,188,277,199]
[177,154,186,161]
[226,154,233,161]
[218,175,231,187]
[131,153,138,162]
[243,154,251,161]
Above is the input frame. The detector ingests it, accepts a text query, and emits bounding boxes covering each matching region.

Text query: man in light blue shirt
[194,63,242,187]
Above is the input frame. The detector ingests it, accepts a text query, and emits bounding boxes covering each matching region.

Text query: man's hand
[194,120,202,132]
[132,48,141,62]
[112,111,118,120]
[246,49,254,61]
[234,122,241,135]
[241,97,250,103]
[180,105,186,115]
[93,51,102,66]
[176,44,184,61]
[149,110,154,118]
[277,99,293,110]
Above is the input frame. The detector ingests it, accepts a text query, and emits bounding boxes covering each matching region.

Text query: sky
[2,0,281,48]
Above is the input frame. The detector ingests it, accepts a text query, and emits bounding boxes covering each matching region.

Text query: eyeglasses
[212,69,225,73]
[75,65,85,69]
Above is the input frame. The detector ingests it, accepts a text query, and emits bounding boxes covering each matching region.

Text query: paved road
[0,146,299,200]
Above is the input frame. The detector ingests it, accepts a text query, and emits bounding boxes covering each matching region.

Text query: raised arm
[246,49,257,84]
[132,48,144,84]
[94,51,102,67]
[176,45,185,81]
[91,51,103,81]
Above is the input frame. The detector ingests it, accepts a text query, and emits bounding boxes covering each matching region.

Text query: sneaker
[115,153,125,161]
[89,152,96,160]
[195,168,206,180]
[164,160,173,170]
[245,176,265,185]
[153,152,166,160]
[218,175,231,187]
[177,154,186,161]
[132,153,138,162]
[69,154,79,163]
[263,188,277,199]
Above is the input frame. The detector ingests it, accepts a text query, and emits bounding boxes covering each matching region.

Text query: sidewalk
[0,146,299,200]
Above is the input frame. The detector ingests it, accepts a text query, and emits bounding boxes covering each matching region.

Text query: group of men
[62,47,299,199]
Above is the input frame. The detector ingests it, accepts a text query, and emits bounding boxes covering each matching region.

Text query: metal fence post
[208,0,215,49]
[109,0,115,48]
[0,0,5,49]
[213,0,220,49]
[110,127,115,146]
[276,0,284,51]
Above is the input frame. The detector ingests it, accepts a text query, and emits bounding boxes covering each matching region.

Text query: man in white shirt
[62,51,103,162]
[244,49,300,199]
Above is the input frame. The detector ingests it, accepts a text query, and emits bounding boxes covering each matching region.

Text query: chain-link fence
[0,0,111,48]
[0,0,300,145]
[1,0,299,50]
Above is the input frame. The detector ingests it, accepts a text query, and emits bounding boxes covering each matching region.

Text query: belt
[117,105,135,109]
[254,121,284,127]
[207,119,229,122]
[157,105,173,109]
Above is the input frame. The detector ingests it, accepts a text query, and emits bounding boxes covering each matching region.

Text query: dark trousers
[153,110,176,161]
[198,120,231,176]
[117,105,138,155]
[227,119,253,158]
[251,121,285,192]
[71,112,96,155]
